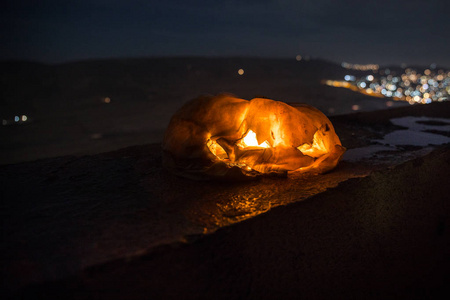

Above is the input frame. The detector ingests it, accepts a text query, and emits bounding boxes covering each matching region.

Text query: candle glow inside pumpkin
[163,94,346,180]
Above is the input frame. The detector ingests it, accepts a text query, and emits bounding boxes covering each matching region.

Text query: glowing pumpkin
[163,94,345,180]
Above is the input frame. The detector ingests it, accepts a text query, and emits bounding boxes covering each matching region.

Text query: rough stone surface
[14,148,450,300]
[1,102,449,299]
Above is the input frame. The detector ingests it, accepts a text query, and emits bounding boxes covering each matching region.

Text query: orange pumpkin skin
[163,94,345,180]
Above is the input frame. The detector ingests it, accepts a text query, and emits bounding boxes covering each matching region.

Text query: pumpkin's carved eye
[297,130,329,158]
[163,95,345,180]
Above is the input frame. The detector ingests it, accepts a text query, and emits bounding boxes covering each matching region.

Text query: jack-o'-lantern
[162,94,345,180]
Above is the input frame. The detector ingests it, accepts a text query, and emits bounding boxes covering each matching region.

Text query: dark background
[1,2,450,297]
[2,0,449,67]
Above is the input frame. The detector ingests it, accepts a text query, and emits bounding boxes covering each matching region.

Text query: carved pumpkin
[163,94,345,180]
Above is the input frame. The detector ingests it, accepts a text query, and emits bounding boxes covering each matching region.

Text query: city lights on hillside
[341,62,379,71]
[326,66,449,105]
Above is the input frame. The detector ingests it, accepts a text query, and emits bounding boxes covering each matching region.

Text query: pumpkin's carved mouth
[163,94,345,180]
[206,127,332,174]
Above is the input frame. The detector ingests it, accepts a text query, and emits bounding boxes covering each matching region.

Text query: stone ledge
[2,102,449,299]
[15,147,450,299]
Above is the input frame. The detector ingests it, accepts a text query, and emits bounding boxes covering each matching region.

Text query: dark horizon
[2,0,449,67]
[2,55,449,71]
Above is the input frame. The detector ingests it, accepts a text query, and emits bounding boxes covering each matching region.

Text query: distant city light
[344,75,355,81]
[21,115,27,121]
[325,64,449,106]
[90,133,102,140]
[352,104,360,111]
[295,55,302,61]
[238,69,244,75]
[2,120,7,126]
[104,97,111,103]
[341,62,379,71]
[14,116,19,122]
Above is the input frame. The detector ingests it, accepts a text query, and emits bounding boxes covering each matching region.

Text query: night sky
[2,0,449,67]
